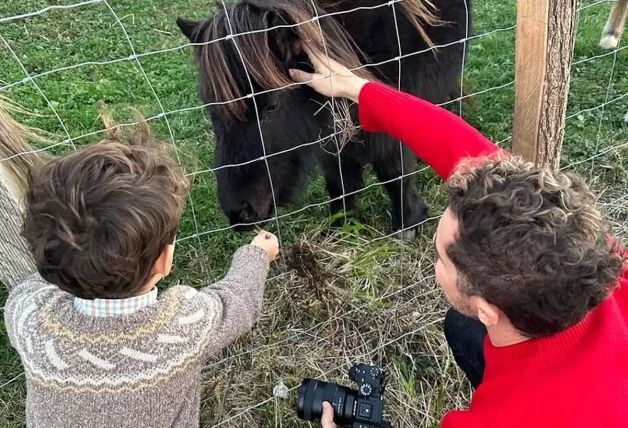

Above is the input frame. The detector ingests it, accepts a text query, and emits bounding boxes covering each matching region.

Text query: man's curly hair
[446,155,625,338]
[22,116,190,299]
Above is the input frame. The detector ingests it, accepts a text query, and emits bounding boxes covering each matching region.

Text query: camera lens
[297,379,357,424]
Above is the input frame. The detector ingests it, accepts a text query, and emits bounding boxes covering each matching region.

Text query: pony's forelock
[190,0,443,139]
[193,0,376,121]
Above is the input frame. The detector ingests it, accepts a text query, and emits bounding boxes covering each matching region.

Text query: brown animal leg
[600,0,628,49]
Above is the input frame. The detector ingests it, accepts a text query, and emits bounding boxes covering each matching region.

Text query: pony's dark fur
[177,0,471,236]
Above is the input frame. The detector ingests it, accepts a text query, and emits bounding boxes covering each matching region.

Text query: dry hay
[199,225,471,427]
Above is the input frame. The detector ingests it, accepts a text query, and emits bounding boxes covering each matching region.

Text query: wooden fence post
[512,0,578,169]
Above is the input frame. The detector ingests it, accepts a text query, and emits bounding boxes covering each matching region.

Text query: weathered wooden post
[0,98,47,289]
[512,0,579,169]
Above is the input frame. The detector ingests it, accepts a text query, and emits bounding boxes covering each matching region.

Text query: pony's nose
[228,203,270,231]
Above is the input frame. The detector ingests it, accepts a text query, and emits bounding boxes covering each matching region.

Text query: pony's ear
[176,17,203,43]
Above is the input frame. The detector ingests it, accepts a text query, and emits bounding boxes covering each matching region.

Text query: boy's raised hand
[251,230,279,262]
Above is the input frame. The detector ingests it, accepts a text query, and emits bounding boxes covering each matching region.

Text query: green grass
[1,0,627,426]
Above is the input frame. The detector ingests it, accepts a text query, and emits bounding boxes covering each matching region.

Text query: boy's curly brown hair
[446,155,625,338]
[22,116,190,299]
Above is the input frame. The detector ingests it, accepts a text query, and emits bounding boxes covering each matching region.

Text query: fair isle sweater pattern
[5,245,269,427]
[6,277,222,393]
[5,245,270,422]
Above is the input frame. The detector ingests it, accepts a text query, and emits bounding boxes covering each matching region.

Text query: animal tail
[0,96,48,198]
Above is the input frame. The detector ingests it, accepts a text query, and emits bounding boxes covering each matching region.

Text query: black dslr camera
[296,363,391,428]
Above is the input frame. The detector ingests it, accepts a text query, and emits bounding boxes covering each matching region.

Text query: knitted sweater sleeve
[357,82,506,180]
[198,245,270,357]
[4,274,55,349]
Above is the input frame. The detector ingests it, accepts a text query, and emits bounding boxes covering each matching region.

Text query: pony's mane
[0,97,49,197]
[395,0,443,47]
[193,0,370,121]
[193,0,442,121]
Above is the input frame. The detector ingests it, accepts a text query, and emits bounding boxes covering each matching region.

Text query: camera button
[359,383,373,396]
[358,403,372,418]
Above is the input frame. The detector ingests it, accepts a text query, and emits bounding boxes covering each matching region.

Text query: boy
[4,119,279,428]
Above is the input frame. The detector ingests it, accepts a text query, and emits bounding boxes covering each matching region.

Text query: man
[289,46,628,427]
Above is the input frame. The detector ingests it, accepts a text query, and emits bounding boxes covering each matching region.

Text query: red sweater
[358,82,628,427]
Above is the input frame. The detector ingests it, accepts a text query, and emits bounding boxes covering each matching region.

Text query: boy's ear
[153,244,175,278]
[176,17,203,43]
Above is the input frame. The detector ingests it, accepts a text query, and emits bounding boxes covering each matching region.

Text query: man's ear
[176,17,203,43]
[471,296,500,328]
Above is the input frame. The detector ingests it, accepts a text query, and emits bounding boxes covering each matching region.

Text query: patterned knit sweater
[4,245,269,428]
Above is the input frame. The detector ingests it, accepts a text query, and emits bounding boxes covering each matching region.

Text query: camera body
[297,363,390,428]
[346,363,386,428]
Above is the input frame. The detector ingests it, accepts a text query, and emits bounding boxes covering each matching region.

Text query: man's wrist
[345,78,369,103]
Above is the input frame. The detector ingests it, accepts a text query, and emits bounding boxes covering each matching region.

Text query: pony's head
[176,0,440,228]
[177,0,373,228]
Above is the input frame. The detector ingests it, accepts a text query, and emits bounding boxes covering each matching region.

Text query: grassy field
[0,0,627,427]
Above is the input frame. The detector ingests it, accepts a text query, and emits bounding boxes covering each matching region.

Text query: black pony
[177,0,471,239]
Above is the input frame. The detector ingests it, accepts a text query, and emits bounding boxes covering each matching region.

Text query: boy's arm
[358,82,506,180]
[198,245,270,356]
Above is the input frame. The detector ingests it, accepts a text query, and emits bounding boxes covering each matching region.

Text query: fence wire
[0,0,626,427]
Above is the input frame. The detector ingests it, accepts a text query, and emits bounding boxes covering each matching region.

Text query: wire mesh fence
[0,0,626,426]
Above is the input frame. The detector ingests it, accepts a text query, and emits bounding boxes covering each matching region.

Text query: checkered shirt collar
[73,287,158,317]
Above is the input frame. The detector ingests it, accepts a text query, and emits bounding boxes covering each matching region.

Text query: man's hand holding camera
[321,403,336,428]
[297,363,389,428]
